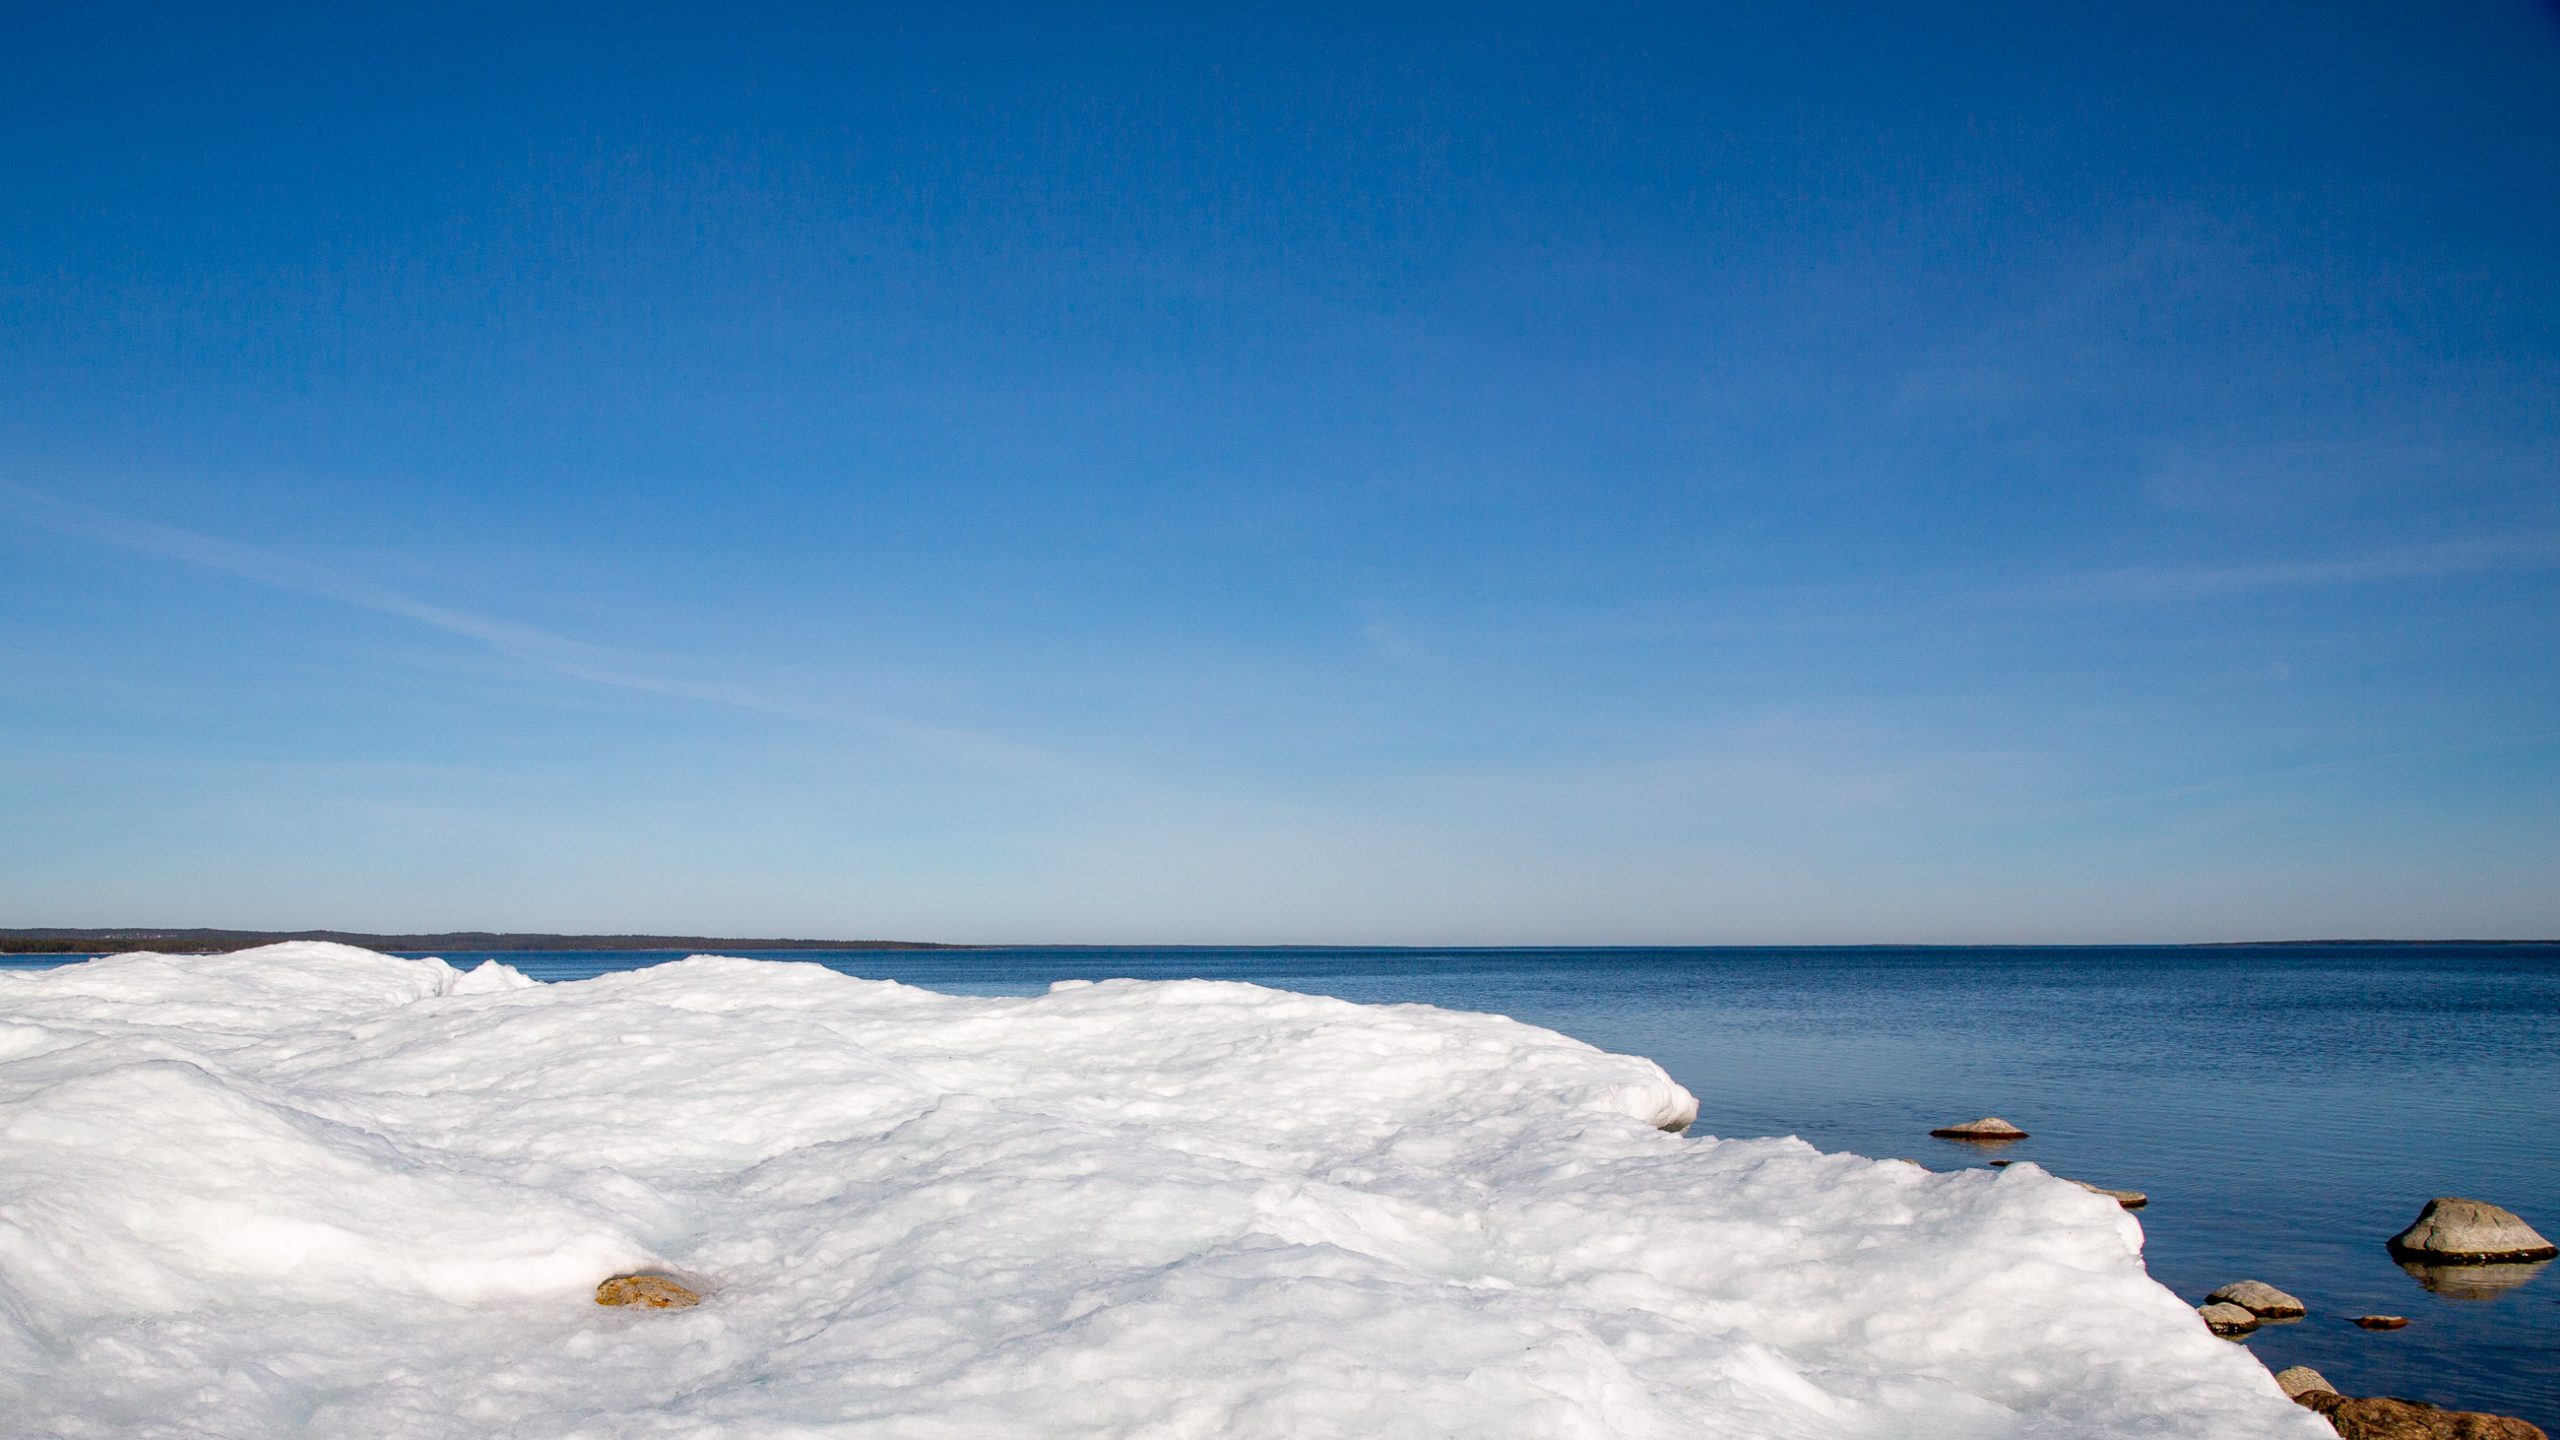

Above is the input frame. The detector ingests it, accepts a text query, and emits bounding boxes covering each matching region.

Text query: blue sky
[4,2,2556,942]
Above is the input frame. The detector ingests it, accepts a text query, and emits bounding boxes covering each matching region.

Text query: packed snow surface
[0,944,2320,1438]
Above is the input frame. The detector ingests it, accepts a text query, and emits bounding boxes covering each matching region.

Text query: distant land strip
[0,928,958,955]
[5,931,2552,956]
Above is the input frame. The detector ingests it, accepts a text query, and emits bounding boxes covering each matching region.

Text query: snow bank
[0,944,2319,1438]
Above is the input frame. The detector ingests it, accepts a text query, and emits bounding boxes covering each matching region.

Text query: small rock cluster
[2278,1367,2547,1438]
[1914,1123,2547,1436]
[2240,1200,2555,1438]
[2294,1388,2546,1440]
[2196,1279,2304,1336]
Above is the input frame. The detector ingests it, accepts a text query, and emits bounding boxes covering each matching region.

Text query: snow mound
[0,944,2319,1438]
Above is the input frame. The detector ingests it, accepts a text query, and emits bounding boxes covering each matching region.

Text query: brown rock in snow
[596,1273,701,1309]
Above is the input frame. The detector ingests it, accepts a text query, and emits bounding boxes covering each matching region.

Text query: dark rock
[2387,1198,2556,1264]
[2355,1314,2410,1330]
[2295,1389,2546,1439]
[2071,1179,2148,1209]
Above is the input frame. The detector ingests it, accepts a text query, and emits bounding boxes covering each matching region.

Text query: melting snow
[0,943,2320,1437]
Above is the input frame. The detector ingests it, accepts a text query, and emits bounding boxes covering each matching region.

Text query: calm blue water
[14,943,2557,1426]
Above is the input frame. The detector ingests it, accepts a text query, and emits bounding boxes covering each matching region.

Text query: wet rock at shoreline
[1980,1159,2143,1207]
[1929,1116,2028,1141]
[2295,1389,2547,1439]
[596,1273,701,1309]
[2387,1198,2556,1264]
[2208,1279,2306,1318]
[2355,1314,2410,1330]
[2277,1366,2338,1400]
[2072,1179,2148,1209]
[2198,1301,2260,1336]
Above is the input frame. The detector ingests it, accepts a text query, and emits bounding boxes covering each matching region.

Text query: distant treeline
[0,928,958,955]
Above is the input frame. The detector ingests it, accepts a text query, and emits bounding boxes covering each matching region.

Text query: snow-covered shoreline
[0,943,2322,1437]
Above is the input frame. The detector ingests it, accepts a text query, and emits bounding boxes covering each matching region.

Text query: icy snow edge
[0,943,2320,1439]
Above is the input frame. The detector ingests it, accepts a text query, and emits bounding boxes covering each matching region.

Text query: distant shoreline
[3,930,2553,956]
[0,929,958,955]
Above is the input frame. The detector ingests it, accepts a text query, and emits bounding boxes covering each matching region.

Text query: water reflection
[2395,1257,2550,1301]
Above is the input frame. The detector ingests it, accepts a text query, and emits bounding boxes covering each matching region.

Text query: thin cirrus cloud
[2,482,1071,776]
[2057,533,2560,604]
[5,481,802,714]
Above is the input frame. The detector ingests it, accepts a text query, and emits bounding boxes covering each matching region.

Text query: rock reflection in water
[2395,1256,2550,1301]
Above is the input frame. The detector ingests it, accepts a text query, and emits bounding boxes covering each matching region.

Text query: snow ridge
[0,944,2320,1438]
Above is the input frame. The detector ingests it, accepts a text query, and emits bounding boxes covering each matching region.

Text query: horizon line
[6,927,2557,954]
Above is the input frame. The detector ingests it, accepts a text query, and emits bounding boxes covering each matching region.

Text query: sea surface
[14,942,2558,1426]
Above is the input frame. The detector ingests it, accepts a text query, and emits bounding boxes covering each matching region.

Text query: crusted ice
[0,943,2321,1437]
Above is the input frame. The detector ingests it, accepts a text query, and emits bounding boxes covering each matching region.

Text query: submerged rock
[2208,1280,2306,1317]
[596,1273,700,1309]
[2198,1301,2260,1336]
[2355,1314,2410,1330]
[2295,1389,2547,1439]
[2276,1366,2338,1400]
[2387,1198,2556,1264]
[2072,1179,2149,1209]
[1929,1116,2028,1141]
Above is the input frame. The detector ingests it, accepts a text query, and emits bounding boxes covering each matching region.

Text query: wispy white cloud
[1890,226,2236,418]
[2,482,1078,775]
[7,482,811,712]
[2065,533,2560,603]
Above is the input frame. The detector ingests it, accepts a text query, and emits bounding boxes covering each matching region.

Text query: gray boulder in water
[2207,1279,2306,1317]
[1928,1116,2027,1140]
[2387,1198,2556,1264]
